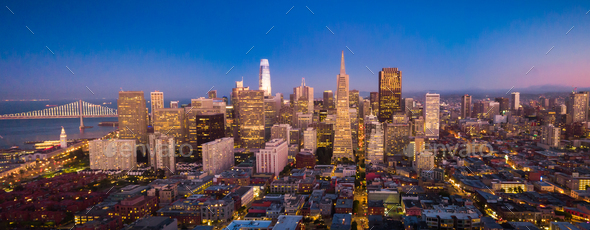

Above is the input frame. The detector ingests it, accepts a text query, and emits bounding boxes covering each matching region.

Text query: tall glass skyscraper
[333,51,354,161]
[378,68,402,123]
[259,59,272,97]
[424,93,440,139]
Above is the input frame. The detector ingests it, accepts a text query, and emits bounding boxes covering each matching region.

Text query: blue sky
[1,1,589,100]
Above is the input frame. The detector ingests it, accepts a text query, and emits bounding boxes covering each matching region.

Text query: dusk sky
[1,1,590,100]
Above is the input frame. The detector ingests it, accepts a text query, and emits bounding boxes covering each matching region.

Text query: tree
[351,221,358,230]
[507,187,513,193]
[353,200,360,214]
[18,169,25,180]
[499,188,506,193]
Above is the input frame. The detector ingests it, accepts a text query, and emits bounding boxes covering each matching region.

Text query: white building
[148,132,175,173]
[424,93,440,139]
[256,139,288,177]
[259,59,272,97]
[202,137,234,175]
[89,139,137,170]
[365,113,384,165]
[511,92,520,110]
[414,151,435,173]
[542,124,560,148]
[60,126,67,148]
[303,127,317,153]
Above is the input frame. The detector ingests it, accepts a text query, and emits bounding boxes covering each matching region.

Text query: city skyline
[2,1,590,100]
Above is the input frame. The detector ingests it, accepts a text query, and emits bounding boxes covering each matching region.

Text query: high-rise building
[308,122,334,148]
[384,114,410,164]
[232,83,266,149]
[256,139,288,177]
[549,98,559,110]
[295,112,313,130]
[118,91,148,143]
[349,90,360,109]
[495,97,510,114]
[364,113,383,165]
[150,91,164,124]
[541,124,560,148]
[566,92,589,124]
[323,90,335,110]
[413,116,425,137]
[259,59,272,97]
[60,126,67,148]
[539,96,549,109]
[89,139,137,170]
[170,101,179,109]
[333,52,354,161]
[264,96,281,140]
[185,98,226,149]
[148,133,175,173]
[303,127,317,153]
[461,94,471,119]
[488,101,500,119]
[402,98,414,117]
[153,108,185,143]
[290,128,301,149]
[350,108,359,151]
[378,68,402,123]
[370,92,379,116]
[511,92,520,110]
[232,80,249,147]
[195,113,225,158]
[271,124,291,144]
[424,93,440,139]
[202,137,234,175]
[294,78,314,114]
[208,90,217,99]
[413,151,434,173]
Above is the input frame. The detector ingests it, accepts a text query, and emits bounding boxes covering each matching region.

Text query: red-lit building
[296,151,315,169]
[114,195,158,223]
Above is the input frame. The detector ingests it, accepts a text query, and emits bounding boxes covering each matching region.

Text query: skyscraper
[208,90,217,99]
[511,92,520,110]
[566,92,589,124]
[378,68,402,123]
[237,90,266,149]
[333,51,354,161]
[323,90,334,110]
[150,91,164,124]
[424,93,440,139]
[148,132,175,173]
[293,78,314,114]
[153,108,185,143]
[259,59,272,97]
[370,92,379,116]
[195,113,225,158]
[303,127,317,153]
[202,137,234,175]
[349,89,360,109]
[461,94,471,119]
[89,139,137,170]
[495,97,510,114]
[118,91,148,143]
[364,113,383,165]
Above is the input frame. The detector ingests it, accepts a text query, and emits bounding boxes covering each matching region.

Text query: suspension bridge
[0,100,117,129]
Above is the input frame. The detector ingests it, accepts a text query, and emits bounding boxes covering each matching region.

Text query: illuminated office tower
[208,90,217,99]
[290,128,301,149]
[264,96,281,140]
[413,116,425,137]
[202,137,234,175]
[541,124,560,147]
[350,108,359,150]
[170,101,179,109]
[461,94,471,119]
[511,92,520,110]
[488,101,500,119]
[295,112,313,130]
[195,113,225,158]
[333,51,354,161]
[362,99,371,119]
[384,114,410,163]
[148,132,175,173]
[150,91,164,124]
[424,93,440,139]
[256,139,288,177]
[303,127,317,153]
[566,92,589,124]
[153,108,185,143]
[118,91,148,143]
[378,68,402,123]
[495,97,510,114]
[349,90,360,109]
[259,59,272,97]
[364,113,383,165]
[403,98,414,117]
[324,90,335,109]
[294,78,314,114]
[271,124,291,144]
[473,101,489,119]
[370,92,379,116]
[309,122,334,148]
[185,97,226,148]
[237,90,266,149]
[232,79,249,147]
[89,139,137,170]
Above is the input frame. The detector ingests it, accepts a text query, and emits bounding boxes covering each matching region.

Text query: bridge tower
[79,100,84,129]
